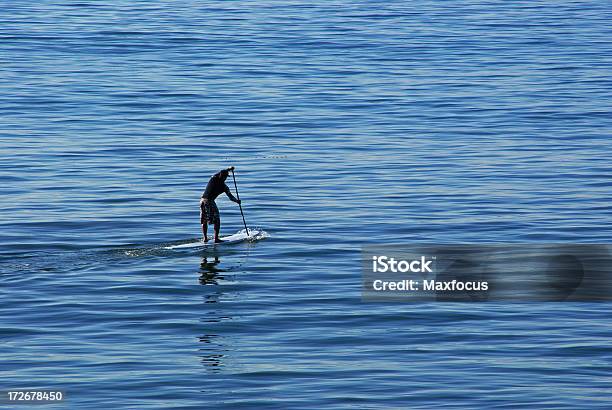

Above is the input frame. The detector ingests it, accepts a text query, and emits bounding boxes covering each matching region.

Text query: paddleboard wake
[164,229,268,250]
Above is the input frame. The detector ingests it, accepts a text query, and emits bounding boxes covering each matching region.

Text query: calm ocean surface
[2,1,611,408]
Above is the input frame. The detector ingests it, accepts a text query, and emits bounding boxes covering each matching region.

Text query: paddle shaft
[230,169,249,235]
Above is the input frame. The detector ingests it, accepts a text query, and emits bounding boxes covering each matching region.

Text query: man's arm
[224,184,241,204]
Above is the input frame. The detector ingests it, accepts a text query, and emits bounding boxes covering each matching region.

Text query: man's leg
[200,198,209,242]
[214,219,223,243]
[211,201,223,243]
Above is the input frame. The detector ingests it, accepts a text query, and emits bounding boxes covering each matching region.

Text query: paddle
[230,168,249,236]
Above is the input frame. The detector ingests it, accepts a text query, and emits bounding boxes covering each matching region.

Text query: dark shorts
[200,198,219,225]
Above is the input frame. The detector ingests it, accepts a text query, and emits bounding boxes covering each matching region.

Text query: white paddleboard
[164,229,264,250]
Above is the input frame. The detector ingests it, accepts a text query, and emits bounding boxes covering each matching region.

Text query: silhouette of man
[200,167,241,242]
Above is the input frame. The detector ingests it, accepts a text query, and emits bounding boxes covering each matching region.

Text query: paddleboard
[164,229,264,250]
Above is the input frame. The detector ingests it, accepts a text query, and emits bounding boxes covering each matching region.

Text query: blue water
[2,1,612,408]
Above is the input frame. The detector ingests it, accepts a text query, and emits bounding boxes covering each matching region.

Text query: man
[200,166,241,243]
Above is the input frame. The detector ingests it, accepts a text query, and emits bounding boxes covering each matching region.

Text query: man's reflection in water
[198,333,224,370]
[199,255,224,286]
[197,254,229,371]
